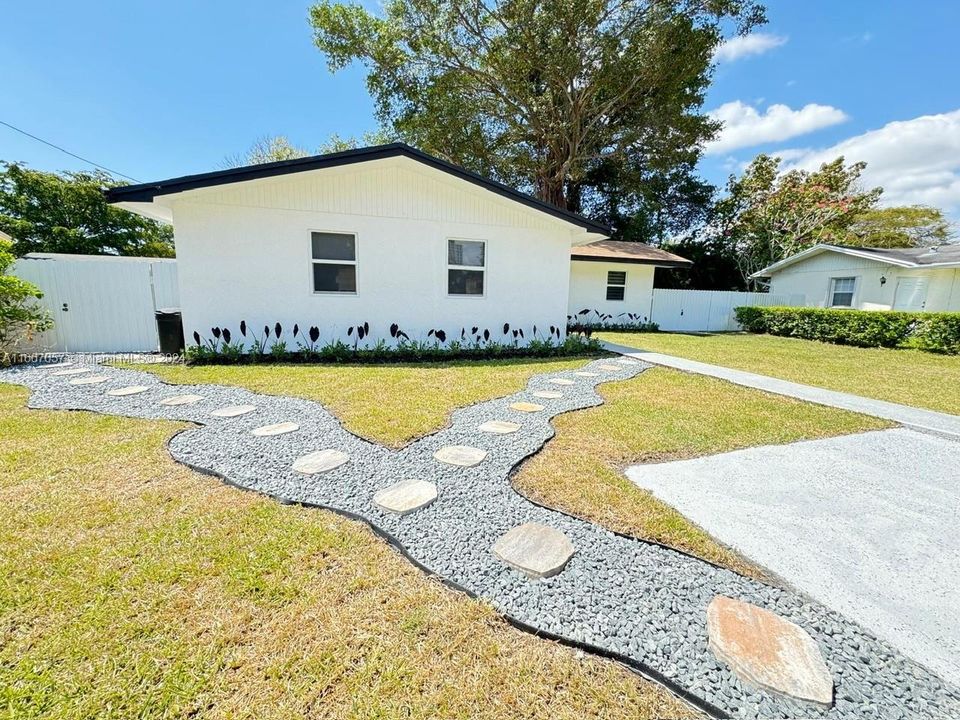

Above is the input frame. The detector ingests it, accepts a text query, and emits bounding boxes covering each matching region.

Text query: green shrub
[734,306,960,354]
[0,238,53,361]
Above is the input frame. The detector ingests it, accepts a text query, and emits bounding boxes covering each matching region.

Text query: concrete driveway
[626,427,960,686]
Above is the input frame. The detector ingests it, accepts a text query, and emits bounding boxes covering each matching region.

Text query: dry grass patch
[132,359,587,447]
[600,331,960,415]
[0,383,694,720]
[513,368,889,579]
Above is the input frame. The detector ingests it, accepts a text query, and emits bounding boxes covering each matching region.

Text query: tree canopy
[0,235,52,356]
[841,206,956,249]
[713,154,882,285]
[309,0,764,236]
[0,163,174,258]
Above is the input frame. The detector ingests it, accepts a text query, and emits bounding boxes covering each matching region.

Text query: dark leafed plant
[483,328,490,342]
[578,309,590,316]
[240,320,247,337]
[222,328,232,344]
[211,327,221,340]
[193,330,201,346]
[502,322,510,335]
[293,323,299,338]
[309,326,320,343]
[275,322,282,338]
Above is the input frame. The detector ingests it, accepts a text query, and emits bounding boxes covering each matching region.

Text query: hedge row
[734,306,960,354]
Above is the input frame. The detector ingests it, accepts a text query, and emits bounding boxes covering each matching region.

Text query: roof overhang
[570,255,691,268]
[748,243,960,278]
[106,143,611,236]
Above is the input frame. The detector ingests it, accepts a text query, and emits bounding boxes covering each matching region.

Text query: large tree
[715,154,882,286]
[309,0,764,219]
[0,163,174,258]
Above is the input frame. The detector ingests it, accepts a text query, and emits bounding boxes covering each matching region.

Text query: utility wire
[0,119,140,182]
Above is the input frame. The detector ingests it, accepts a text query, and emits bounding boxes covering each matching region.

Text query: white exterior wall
[568,261,655,322]
[168,158,583,346]
[768,252,960,312]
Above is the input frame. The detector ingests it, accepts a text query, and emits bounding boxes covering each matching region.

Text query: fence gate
[13,254,180,353]
[650,289,804,332]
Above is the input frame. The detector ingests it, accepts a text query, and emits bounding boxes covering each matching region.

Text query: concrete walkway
[626,427,960,687]
[602,341,960,438]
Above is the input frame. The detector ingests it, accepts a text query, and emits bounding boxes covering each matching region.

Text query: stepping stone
[159,394,203,406]
[575,371,598,377]
[510,401,545,413]
[69,375,110,385]
[210,404,257,418]
[292,449,350,474]
[251,422,299,437]
[433,445,487,467]
[492,522,575,579]
[107,385,150,397]
[373,479,438,516]
[478,420,521,434]
[53,368,91,377]
[42,361,74,369]
[531,390,563,400]
[598,364,621,371]
[548,378,575,386]
[707,596,833,708]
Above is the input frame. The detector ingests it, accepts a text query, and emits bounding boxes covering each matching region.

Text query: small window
[311,232,357,293]
[448,239,485,295]
[606,270,626,301]
[829,277,855,307]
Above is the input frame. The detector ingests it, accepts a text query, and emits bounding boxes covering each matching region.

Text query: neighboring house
[752,244,960,312]
[106,144,613,346]
[568,240,691,322]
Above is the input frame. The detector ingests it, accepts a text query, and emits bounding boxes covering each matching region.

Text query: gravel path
[627,428,960,688]
[4,357,960,720]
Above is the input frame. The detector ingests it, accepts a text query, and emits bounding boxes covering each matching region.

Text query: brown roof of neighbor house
[571,240,692,268]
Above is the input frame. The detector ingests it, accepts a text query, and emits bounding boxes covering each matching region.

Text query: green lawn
[1,357,886,717]
[600,331,960,416]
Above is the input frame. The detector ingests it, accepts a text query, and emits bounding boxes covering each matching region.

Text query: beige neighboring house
[752,244,960,312]
[567,240,691,321]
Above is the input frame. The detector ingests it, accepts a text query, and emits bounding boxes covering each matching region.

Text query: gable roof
[105,143,610,235]
[570,240,691,268]
[751,243,960,278]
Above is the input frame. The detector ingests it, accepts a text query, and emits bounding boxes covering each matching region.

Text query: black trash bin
[155,308,185,354]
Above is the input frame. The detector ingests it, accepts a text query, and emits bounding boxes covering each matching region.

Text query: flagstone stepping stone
[492,522,575,579]
[69,375,110,385]
[159,394,204,406]
[531,390,563,400]
[598,364,622,371]
[575,371,598,377]
[373,479,438,516]
[548,378,575,386]
[478,420,521,434]
[510,401,545,413]
[107,385,150,397]
[53,368,91,376]
[433,445,487,467]
[707,595,833,708]
[210,404,257,418]
[42,361,74,369]
[292,449,350,474]
[251,422,299,437]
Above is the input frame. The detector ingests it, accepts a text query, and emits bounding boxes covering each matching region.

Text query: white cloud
[714,33,788,62]
[780,110,960,214]
[704,101,848,155]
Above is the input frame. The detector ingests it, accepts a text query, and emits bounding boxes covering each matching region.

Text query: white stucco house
[752,244,960,312]
[106,144,685,346]
[568,240,691,322]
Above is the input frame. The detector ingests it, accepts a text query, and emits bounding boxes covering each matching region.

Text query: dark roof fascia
[105,143,611,235]
[570,255,692,268]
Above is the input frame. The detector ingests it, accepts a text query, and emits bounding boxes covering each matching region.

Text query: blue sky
[3,0,959,215]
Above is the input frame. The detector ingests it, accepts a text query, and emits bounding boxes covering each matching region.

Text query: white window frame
[606,269,627,302]
[310,230,358,295]
[446,237,487,298]
[828,276,856,308]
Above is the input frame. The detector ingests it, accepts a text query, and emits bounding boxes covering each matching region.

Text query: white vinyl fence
[14,253,179,353]
[650,289,805,332]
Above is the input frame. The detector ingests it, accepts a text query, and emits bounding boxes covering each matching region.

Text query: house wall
[169,158,582,347]
[768,252,960,311]
[567,261,655,323]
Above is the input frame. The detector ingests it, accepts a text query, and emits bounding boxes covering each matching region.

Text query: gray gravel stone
[3,356,959,720]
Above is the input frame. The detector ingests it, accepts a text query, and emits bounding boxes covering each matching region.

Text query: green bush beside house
[735,306,960,354]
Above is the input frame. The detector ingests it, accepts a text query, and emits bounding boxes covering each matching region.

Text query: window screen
[311,232,357,293]
[448,239,486,295]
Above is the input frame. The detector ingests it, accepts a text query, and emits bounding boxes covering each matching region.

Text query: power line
[0,119,140,182]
